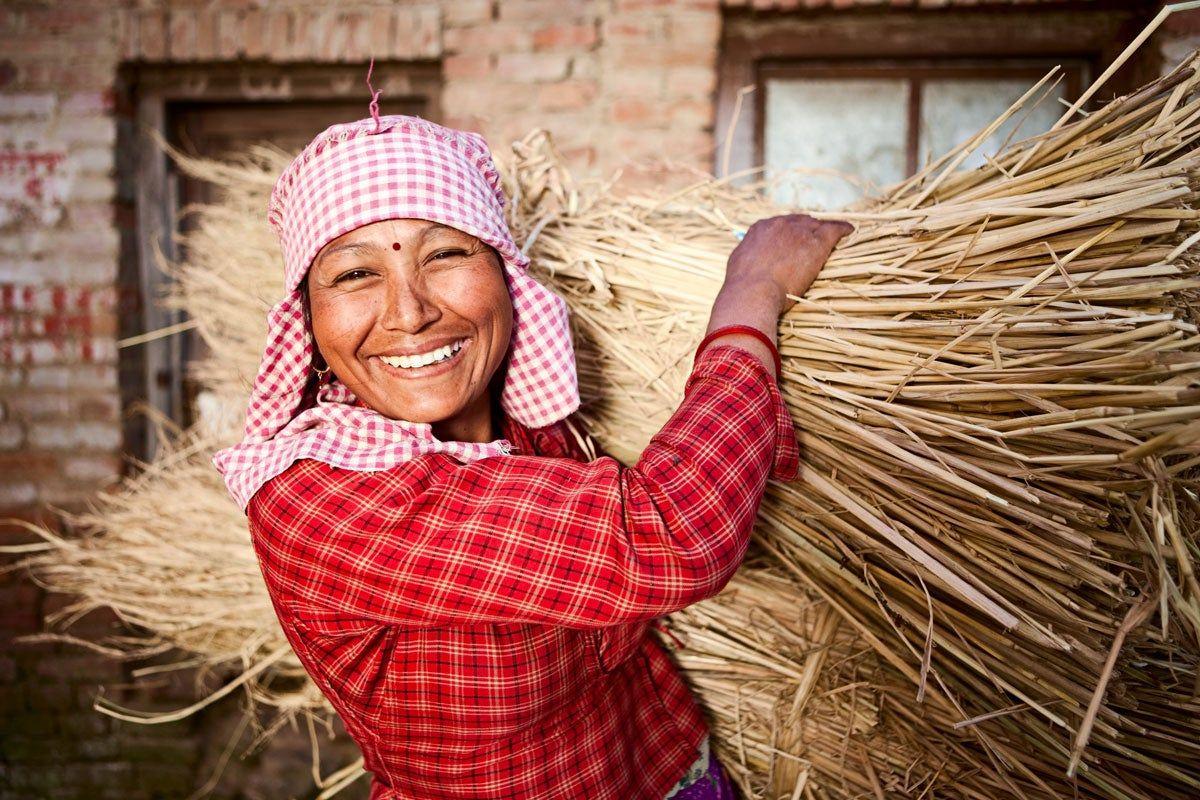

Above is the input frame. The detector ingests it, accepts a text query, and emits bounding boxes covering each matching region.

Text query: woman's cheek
[312,292,375,362]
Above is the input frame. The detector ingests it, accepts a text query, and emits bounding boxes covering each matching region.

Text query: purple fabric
[671,754,738,799]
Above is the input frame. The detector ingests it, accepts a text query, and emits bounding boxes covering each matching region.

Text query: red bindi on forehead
[392,242,401,251]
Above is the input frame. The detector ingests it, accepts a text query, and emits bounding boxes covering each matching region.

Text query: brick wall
[1,1,1194,798]
[0,0,724,520]
[0,2,722,797]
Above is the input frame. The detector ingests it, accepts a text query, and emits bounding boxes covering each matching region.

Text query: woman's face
[306,219,513,437]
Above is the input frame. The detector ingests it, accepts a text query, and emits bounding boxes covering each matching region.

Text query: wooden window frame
[755,59,1088,177]
[716,3,1161,179]
[115,62,441,460]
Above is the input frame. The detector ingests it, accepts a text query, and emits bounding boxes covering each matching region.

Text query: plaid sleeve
[248,344,799,627]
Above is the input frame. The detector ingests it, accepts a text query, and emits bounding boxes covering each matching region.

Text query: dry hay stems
[8,143,894,797]
[500,56,1200,798]
[8,50,1200,800]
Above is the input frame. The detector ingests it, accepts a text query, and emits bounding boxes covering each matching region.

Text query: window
[760,61,1085,208]
[716,4,1159,207]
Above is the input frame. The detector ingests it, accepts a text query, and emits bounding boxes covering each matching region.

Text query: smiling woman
[304,219,513,442]
[212,114,847,800]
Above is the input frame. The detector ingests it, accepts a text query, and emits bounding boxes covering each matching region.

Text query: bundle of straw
[14,52,1200,800]
[502,59,1200,798]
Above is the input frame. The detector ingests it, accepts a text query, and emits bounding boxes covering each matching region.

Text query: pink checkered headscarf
[213,115,579,510]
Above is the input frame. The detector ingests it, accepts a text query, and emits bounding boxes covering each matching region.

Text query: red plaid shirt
[247,346,799,799]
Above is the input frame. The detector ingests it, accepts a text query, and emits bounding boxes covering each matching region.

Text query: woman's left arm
[249,345,796,629]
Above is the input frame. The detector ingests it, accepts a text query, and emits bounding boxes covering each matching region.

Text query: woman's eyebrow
[418,223,470,243]
[316,241,380,264]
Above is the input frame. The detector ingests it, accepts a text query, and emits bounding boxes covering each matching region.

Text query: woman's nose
[379,276,441,332]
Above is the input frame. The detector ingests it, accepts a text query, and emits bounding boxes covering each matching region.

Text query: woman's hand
[702,214,853,377]
[725,214,854,313]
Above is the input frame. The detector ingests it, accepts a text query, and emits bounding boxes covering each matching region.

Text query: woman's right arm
[248,215,851,629]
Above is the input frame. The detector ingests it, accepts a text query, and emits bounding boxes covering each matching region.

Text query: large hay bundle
[16,55,1200,800]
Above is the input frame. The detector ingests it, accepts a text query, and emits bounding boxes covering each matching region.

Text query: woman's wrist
[695,326,782,380]
[714,276,787,319]
[701,278,782,378]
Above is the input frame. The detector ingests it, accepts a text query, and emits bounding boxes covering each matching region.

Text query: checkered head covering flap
[213,115,579,510]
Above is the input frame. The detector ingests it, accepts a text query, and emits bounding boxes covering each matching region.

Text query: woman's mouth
[375,339,467,375]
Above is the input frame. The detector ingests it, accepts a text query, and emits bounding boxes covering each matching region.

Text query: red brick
[61,454,121,483]
[611,97,668,125]
[445,0,494,26]
[536,80,598,111]
[73,392,119,421]
[616,0,675,9]
[116,8,137,60]
[445,23,532,54]
[28,420,121,451]
[1,337,115,367]
[193,7,217,60]
[602,17,668,41]
[667,12,721,47]
[242,8,266,60]
[61,91,114,116]
[494,52,572,82]
[166,9,196,61]
[392,6,441,59]
[137,10,166,60]
[499,0,600,20]
[66,201,112,228]
[443,81,531,114]
[264,9,291,60]
[365,6,393,58]
[666,66,717,98]
[0,453,49,479]
[289,10,315,60]
[25,364,115,391]
[444,54,493,80]
[441,113,489,133]
[316,9,347,62]
[533,22,598,51]
[62,114,115,146]
[669,98,712,128]
[602,67,666,97]
[0,421,23,450]
[23,7,101,37]
[216,10,241,59]
[606,43,711,69]
[0,93,55,118]
[5,392,70,420]
[342,10,372,62]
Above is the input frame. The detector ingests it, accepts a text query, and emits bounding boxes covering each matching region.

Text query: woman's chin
[365,395,464,426]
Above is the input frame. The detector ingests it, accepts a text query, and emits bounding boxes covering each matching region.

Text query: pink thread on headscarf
[366,57,383,133]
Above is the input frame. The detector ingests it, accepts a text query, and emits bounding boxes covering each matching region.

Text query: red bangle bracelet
[694,324,782,380]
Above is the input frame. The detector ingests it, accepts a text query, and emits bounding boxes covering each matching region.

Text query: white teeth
[379,340,463,370]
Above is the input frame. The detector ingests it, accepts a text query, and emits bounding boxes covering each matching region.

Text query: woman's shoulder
[246,455,452,529]
[504,414,601,462]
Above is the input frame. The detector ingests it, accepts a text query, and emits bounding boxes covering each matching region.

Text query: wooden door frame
[115,61,440,460]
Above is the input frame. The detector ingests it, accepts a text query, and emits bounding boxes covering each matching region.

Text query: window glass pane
[919,78,1066,171]
[764,77,909,210]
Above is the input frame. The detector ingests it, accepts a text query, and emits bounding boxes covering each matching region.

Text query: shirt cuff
[686,343,800,482]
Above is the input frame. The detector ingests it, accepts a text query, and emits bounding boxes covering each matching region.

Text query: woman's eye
[429,248,468,262]
[333,268,373,284]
